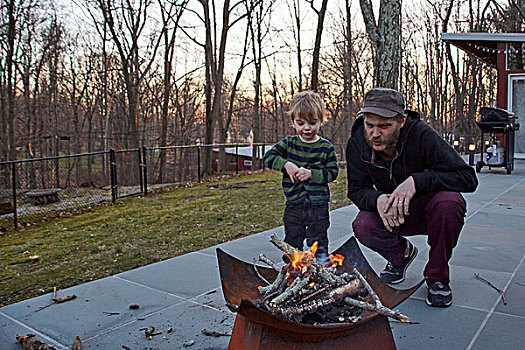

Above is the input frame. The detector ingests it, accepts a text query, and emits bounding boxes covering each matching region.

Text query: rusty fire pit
[217,236,423,349]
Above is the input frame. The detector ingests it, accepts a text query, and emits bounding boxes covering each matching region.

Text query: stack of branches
[254,234,409,325]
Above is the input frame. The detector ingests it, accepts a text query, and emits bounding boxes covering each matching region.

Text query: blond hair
[287,90,325,123]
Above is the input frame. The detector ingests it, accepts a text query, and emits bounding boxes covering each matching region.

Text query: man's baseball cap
[357,87,405,118]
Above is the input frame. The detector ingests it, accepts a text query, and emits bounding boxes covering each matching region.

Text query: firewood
[252,258,270,285]
[259,235,411,324]
[16,334,58,350]
[273,278,363,317]
[347,268,410,323]
[343,297,409,323]
[310,261,343,286]
[299,286,329,303]
[270,275,310,305]
[353,268,381,305]
[330,278,363,297]
[269,234,343,286]
[275,295,334,317]
[258,265,288,295]
[258,253,281,272]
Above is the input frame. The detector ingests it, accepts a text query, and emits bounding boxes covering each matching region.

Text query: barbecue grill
[475,107,520,174]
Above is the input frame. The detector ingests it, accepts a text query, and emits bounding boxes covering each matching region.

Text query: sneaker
[426,281,452,307]
[379,240,418,284]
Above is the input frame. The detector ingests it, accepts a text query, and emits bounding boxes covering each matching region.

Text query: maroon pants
[352,191,466,284]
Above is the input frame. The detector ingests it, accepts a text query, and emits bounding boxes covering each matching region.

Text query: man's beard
[365,124,401,151]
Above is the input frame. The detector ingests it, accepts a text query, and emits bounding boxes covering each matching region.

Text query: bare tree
[189,0,250,177]
[359,0,402,88]
[157,0,188,182]
[88,0,162,149]
[286,0,303,92]
[307,0,329,91]
[248,0,274,170]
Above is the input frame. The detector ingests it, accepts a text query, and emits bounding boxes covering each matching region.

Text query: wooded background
[1,0,524,177]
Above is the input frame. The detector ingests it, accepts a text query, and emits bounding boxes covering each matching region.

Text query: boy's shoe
[426,281,452,307]
[379,240,418,284]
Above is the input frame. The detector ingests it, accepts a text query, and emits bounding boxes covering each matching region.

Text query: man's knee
[352,211,381,243]
[427,192,466,217]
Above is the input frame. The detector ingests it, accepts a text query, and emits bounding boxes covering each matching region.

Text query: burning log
[256,234,410,324]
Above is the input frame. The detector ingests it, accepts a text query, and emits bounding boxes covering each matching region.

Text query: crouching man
[345,87,478,307]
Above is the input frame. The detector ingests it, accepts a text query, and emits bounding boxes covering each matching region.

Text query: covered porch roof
[441,32,525,66]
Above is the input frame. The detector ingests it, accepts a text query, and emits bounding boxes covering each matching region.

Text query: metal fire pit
[217,236,424,349]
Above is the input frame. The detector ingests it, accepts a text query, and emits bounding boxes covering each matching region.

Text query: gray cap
[358,87,405,118]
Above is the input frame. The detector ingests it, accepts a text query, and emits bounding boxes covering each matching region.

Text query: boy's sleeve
[309,143,339,184]
[263,138,289,171]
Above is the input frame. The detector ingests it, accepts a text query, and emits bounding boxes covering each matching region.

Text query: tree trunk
[6,0,16,161]
[360,0,402,89]
[310,0,329,91]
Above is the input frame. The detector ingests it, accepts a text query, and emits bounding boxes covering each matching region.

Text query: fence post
[138,148,144,194]
[142,146,148,196]
[197,146,201,183]
[109,149,117,203]
[235,144,239,174]
[261,143,265,170]
[54,157,60,189]
[12,162,17,230]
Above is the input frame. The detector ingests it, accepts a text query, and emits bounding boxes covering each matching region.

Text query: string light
[465,42,524,54]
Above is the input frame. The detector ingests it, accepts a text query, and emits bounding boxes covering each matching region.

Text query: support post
[109,149,117,202]
[235,144,239,174]
[197,146,201,183]
[141,146,148,196]
[12,162,17,230]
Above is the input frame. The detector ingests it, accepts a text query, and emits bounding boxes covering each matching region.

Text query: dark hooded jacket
[345,110,478,212]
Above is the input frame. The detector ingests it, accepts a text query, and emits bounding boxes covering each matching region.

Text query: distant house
[212,145,273,172]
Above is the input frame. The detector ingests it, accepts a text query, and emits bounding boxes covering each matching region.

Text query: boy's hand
[283,162,300,183]
[294,167,311,182]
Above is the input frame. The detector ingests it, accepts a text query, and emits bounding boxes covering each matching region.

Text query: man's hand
[294,167,311,182]
[384,176,416,223]
[283,162,300,183]
[377,194,401,232]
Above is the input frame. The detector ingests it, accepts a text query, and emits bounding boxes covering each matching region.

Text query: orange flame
[329,253,344,267]
[291,250,307,270]
[309,241,318,256]
[288,243,319,271]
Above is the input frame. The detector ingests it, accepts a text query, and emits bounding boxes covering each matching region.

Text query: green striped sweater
[263,136,339,204]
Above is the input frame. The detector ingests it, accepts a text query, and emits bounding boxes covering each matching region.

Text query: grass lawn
[0,169,352,306]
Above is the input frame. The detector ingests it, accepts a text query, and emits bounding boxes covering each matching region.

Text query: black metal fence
[1,143,295,230]
[0,151,122,230]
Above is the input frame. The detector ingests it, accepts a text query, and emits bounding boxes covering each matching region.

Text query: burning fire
[328,253,344,268]
[285,242,345,272]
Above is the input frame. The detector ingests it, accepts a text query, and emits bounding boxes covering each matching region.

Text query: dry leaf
[71,336,81,350]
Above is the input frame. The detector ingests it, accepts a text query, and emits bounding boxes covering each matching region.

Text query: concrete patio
[1,159,525,349]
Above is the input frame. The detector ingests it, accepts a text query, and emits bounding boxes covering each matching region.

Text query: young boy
[263,90,339,264]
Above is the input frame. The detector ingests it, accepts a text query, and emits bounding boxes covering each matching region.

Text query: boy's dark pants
[352,191,466,284]
[283,200,330,255]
